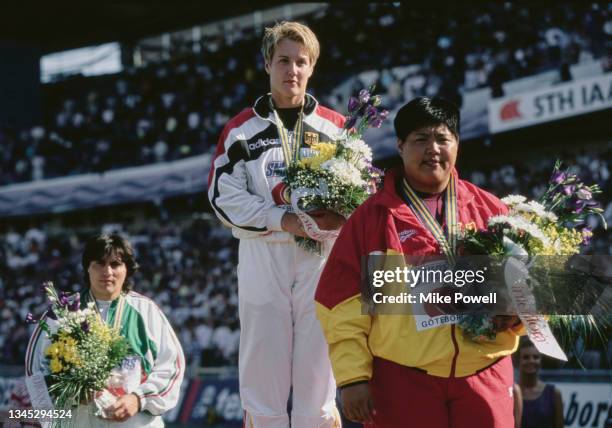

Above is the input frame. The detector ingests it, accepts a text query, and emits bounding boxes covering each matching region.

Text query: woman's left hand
[108,393,140,422]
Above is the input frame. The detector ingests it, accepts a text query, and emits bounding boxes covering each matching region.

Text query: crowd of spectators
[1,151,610,371]
[0,2,610,184]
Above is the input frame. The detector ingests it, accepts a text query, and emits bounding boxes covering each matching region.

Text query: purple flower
[68,293,80,312]
[58,291,70,307]
[365,105,377,119]
[81,320,90,333]
[369,117,384,128]
[571,198,586,214]
[379,110,389,120]
[358,89,370,104]
[562,185,575,196]
[551,170,566,185]
[347,97,360,113]
[345,115,357,129]
[581,227,593,246]
[25,313,38,324]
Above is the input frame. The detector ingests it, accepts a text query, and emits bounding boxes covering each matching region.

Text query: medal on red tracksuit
[399,175,458,266]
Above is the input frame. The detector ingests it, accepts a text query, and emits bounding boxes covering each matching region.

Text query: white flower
[488,215,551,247]
[511,201,558,222]
[342,139,373,162]
[501,195,527,205]
[321,158,366,187]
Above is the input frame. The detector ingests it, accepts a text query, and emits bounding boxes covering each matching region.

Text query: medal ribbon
[272,105,304,166]
[89,290,125,331]
[400,175,458,265]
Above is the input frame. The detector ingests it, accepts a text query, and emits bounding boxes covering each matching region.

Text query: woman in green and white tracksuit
[25,233,185,427]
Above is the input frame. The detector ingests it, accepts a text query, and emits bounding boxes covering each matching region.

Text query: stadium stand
[0,2,610,183]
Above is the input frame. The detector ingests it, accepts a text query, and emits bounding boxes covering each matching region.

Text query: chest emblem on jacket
[304,131,319,146]
[398,229,418,242]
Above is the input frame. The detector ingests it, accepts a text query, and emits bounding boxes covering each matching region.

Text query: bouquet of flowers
[457,160,607,348]
[26,282,130,413]
[285,87,388,252]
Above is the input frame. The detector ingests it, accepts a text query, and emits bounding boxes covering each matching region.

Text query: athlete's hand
[341,383,376,424]
[308,209,346,231]
[107,393,140,422]
[281,213,309,238]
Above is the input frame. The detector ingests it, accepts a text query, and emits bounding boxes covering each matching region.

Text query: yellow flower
[50,358,63,373]
[45,343,60,357]
[90,319,114,344]
[62,336,78,348]
[59,340,81,365]
[298,142,337,170]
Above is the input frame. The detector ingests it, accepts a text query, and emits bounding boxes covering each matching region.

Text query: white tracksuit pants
[237,238,339,428]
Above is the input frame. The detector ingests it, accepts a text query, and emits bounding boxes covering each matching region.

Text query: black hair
[518,337,537,354]
[82,233,139,292]
[393,96,460,141]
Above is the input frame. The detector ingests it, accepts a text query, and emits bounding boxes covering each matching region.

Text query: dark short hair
[82,233,139,292]
[518,337,537,353]
[394,97,460,141]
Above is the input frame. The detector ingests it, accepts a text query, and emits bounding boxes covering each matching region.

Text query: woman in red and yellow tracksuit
[315,97,524,428]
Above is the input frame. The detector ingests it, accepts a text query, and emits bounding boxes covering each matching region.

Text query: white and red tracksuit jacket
[207,93,345,242]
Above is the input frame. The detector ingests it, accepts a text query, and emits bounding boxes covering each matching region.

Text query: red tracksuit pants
[365,356,514,428]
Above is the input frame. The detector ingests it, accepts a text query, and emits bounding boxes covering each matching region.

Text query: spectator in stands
[518,338,564,428]
[208,21,344,428]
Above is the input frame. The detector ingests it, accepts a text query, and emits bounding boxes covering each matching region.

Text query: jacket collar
[373,166,474,219]
[253,93,318,119]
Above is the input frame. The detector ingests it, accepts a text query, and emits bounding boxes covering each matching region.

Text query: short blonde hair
[261,21,320,67]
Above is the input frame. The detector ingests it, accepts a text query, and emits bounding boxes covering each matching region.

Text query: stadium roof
[0,1,286,54]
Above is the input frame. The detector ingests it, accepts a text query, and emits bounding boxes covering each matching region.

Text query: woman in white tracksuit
[208,21,345,428]
[25,233,185,427]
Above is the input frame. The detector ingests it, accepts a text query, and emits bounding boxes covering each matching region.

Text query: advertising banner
[488,74,612,133]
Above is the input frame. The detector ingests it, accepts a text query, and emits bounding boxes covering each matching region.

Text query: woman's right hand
[281,213,309,238]
[340,383,376,424]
